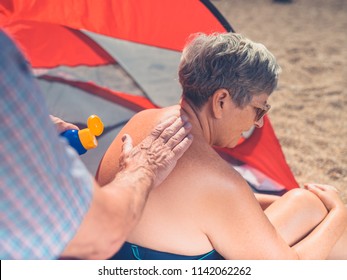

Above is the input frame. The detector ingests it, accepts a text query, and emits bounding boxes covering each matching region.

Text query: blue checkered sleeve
[0,30,93,259]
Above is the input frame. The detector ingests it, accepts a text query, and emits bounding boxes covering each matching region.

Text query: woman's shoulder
[124,106,181,141]
[130,106,180,123]
[171,144,248,199]
[96,106,180,184]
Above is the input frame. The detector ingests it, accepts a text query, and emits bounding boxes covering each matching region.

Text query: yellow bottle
[61,115,104,155]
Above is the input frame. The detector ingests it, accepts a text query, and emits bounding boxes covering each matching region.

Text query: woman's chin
[226,140,239,149]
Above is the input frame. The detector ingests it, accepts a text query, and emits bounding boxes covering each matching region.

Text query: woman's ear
[211,89,229,119]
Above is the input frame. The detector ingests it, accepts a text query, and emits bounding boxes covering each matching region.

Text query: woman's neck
[179,98,213,145]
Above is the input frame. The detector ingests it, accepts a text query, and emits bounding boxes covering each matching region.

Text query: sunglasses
[253,103,271,122]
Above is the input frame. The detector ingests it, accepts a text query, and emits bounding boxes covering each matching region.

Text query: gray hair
[178,32,281,108]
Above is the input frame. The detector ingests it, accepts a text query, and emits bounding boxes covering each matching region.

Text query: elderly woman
[97,33,347,260]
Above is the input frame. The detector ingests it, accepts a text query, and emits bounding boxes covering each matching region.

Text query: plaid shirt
[0,30,93,259]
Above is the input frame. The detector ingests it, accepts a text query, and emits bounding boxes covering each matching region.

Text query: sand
[211,0,347,204]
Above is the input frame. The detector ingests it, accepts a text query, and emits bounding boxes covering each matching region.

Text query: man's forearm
[61,168,154,260]
[61,115,192,259]
[105,167,155,231]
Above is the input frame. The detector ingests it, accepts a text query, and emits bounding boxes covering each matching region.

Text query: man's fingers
[149,116,178,140]
[171,134,193,158]
[50,115,79,133]
[158,115,189,144]
[121,134,133,155]
[165,121,192,149]
[147,114,189,144]
[125,114,192,189]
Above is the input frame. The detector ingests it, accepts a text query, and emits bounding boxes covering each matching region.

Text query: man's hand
[62,116,192,259]
[50,115,79,134]
[118,115,193,188]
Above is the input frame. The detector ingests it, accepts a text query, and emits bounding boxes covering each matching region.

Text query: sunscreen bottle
[61,115,104,155]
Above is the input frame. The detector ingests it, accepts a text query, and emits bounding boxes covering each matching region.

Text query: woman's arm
[202,171,346,259]
[292,184,347,259]
[255,193,280,210]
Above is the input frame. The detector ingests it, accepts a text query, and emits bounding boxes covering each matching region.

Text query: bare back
[97,104,347,260]
[97,106,254,256]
